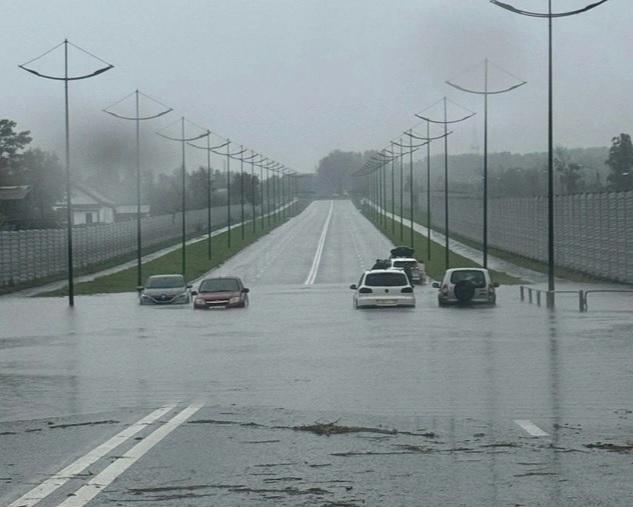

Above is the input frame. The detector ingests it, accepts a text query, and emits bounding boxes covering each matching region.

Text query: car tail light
[359,287,373,294]
[441,285,449,294]
[401,287,413,293]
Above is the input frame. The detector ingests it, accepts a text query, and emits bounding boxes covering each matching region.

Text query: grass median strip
[43,204,308,297]
[361,209,522,285]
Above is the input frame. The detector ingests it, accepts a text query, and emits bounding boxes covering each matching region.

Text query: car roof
[201,276,241,281]
[445,268,489,273]
[364,268,408,275]
[148,274,183,279]
[391,258,417,262]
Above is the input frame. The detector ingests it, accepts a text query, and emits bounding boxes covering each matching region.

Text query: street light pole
[156,118,209,277]
[19,39,113,306]
[416,98,475,270]
[490,0,609,303]
[103,90,172,283]
[187,137,230,259]
[446,58,526,268]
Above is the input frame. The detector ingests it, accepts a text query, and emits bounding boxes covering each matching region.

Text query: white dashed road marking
[8,404,176,507]
[514,419,549,437]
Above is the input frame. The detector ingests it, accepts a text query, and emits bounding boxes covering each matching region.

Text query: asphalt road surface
[1,200,633,506]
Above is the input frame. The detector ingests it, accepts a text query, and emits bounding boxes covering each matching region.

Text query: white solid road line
[514,419,550,437]
[56,403,203,507]
[304,201,334,285]
[7,404,176,507]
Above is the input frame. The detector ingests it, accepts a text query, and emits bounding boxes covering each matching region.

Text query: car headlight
[229,296,241,304]
[141,294,151,300]
[195,297,205,305]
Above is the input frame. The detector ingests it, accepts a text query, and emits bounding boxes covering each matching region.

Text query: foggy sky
[1,0,629,176]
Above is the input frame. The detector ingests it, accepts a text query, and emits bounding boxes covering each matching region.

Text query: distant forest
[316,144,619,198]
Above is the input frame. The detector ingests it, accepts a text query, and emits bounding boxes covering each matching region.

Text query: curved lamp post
[19,39,113,306]
[416,97,476,270]
[490,0,608,306]
[103,90,172,286]
[156,118,209,276]
[447,58,526,268]
[188,136,230,259]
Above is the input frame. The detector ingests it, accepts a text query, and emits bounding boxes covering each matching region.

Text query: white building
[54,184,116,225]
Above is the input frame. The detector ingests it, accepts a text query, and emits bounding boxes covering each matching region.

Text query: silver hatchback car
[433,268,498,306]
[350,269,416,309]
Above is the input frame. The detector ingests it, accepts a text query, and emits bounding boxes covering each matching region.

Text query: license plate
[377,299,397,305]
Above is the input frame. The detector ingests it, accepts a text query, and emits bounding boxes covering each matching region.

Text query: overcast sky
[1,0,630,176]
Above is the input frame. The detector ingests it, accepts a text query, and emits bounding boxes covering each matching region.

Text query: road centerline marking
[55,403,203,507]
[514,419,549,437]
[7,404,176,507]
[304,201,334,285]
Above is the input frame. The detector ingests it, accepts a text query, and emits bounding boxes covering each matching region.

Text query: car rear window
[392,260,417,269]
[146,276,185,288]
[365,272,408,287]
[199,278,240,292]
[450,270,486,288]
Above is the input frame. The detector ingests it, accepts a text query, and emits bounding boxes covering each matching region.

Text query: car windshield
[146,276,185,289]
[199,278,240,292]
[450,270,486,288]
[393,260,417,269]
[365,272,408,287]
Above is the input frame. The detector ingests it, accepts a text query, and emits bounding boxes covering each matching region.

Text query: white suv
[389,257,425,285]
[432,268,498,306]
[350,269,415,309]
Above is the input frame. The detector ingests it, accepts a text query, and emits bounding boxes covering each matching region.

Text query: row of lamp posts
[356,0,607,309]
[18,40,297,307]
[16,0,609,307]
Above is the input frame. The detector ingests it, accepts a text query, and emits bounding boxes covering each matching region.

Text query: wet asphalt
[1,200,633,506]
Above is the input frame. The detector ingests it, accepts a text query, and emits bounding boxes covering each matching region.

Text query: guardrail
[519,286,584,311]
[519,285,633,311]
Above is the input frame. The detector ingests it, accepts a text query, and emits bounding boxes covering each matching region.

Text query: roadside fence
[0,204,254,287]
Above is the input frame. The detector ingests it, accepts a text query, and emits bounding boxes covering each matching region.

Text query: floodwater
[2,200,633,506]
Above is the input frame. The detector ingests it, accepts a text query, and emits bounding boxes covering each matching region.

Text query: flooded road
[2,200,633,506]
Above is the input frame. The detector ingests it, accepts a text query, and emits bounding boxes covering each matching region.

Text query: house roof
[0,185,32,201]
[74,183,116,207]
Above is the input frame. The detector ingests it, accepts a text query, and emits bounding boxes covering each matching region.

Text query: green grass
[42,202,309,296]
[359,204,523,285]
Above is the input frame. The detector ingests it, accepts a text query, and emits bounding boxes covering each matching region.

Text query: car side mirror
[492,282,500,288]
[186,284,193,289]
[136,286,144,292]
[432,282,440,288]
[242,288,250,293]
[191,290,198,296]
[350,284,357,290]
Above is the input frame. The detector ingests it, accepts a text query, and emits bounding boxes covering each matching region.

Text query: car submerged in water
[433,268,498,306]
[350,269,415,309]
[138,274,192,305]
[192,276,250,309]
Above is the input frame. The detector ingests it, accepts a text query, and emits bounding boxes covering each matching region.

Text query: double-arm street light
[156,118,209,276]
[402,128,453,258]
[103,90,172,287]
[491,0,608,306]
[188,135,230,259]
[416,97,475,270]
[19,40,113,306]
[447,58,526,268]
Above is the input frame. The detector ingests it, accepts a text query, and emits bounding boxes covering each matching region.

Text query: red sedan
[192,277,250,309]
